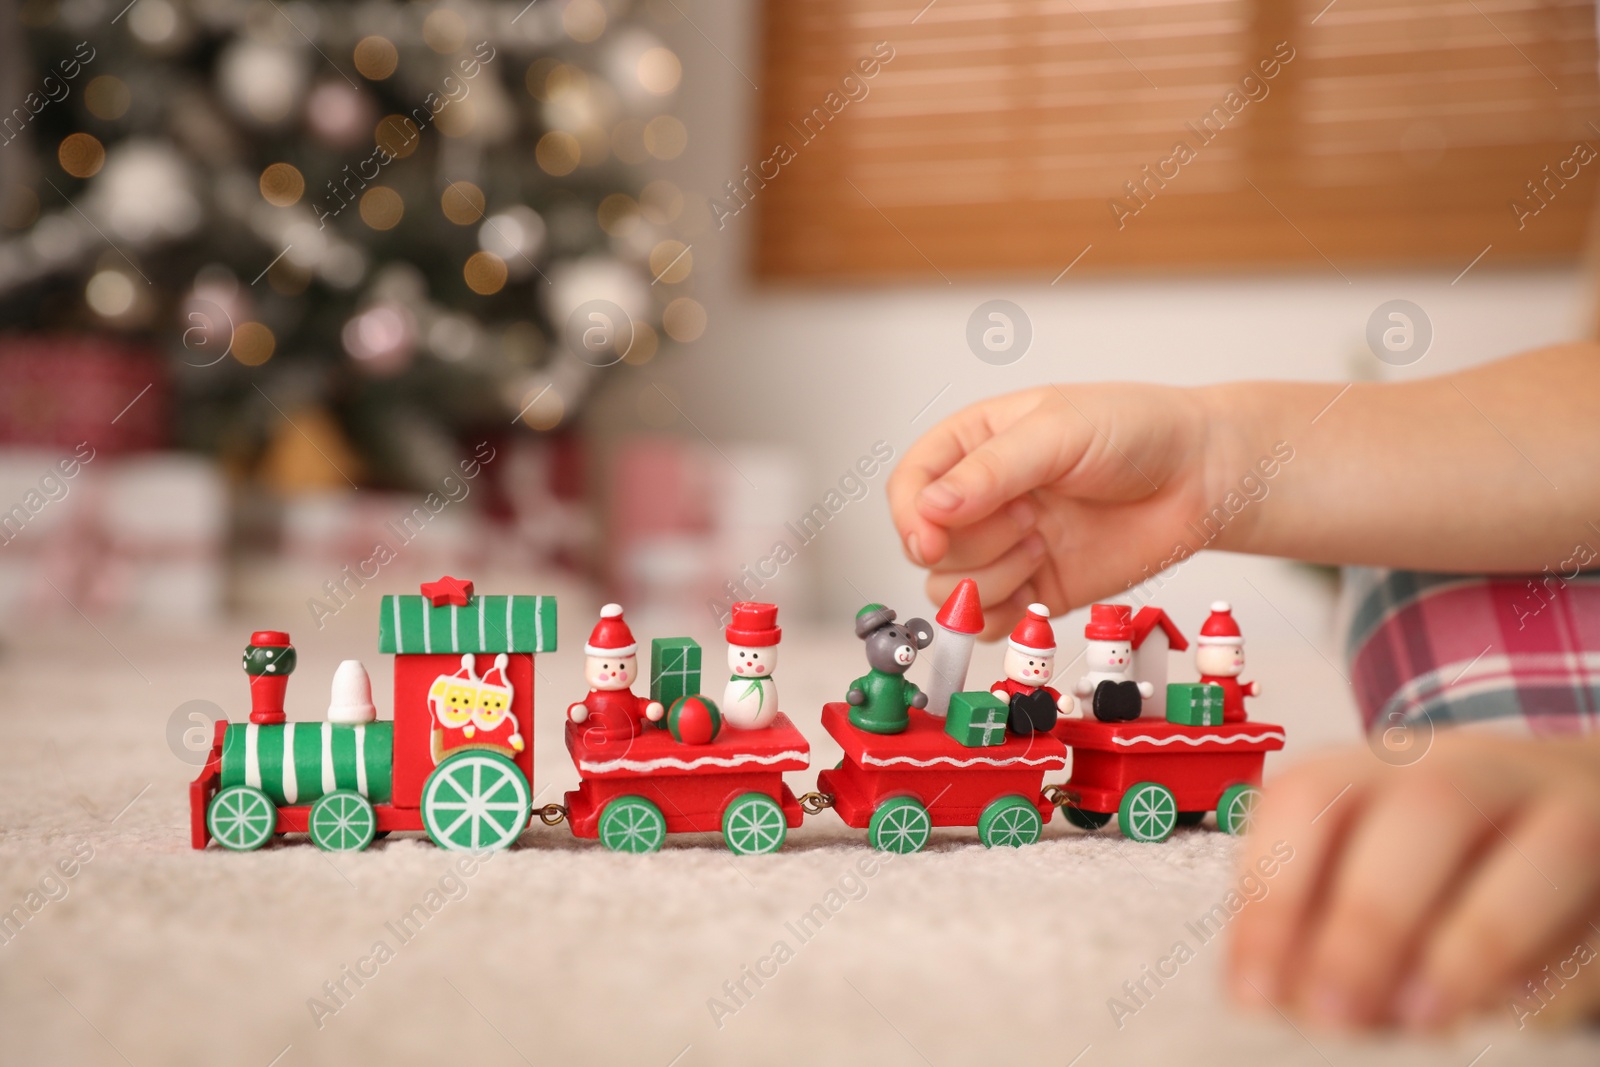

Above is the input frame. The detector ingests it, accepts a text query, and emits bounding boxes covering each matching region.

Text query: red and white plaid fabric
[1344,568,1600,736]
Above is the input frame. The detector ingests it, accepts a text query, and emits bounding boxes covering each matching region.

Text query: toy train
[190,577,1284,854]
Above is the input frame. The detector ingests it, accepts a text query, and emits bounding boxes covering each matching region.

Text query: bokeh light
[232,321,276,366]
[640,179,684,224]
[84,76,131,120]
[662,297,706,341]
[58,133,105,178]
[359,186,404,230]
[463,251,508,294]
[423,8,467,53]
[258,162,304,206]
[597,193,639,237]
[353,36,399,80]
[536,131,580,176]
[649,239,692,284]
[643,115,686,160]
[441,181,485,224]
[519,385,565,430]
[622,320,658,365]
[563,0,606,42]
[375,115,420,159]
[637,48,681,94]
[85,269,136,317]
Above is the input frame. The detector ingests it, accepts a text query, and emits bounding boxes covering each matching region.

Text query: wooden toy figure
[1194,601,1258,722]
[924,578,984,718]
[845,603,933,734]
[243,630,295,724]
[722,602,781,729]
[1072,604,1153,722]
[568,604,665,740]
[991,603,1069,734]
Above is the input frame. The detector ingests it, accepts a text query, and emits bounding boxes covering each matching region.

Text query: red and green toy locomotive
[189,577,1284,854]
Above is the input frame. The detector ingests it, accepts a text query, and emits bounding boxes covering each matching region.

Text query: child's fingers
[1405,796,1600,1028]
[887,392,1042,566]
[1228,757,1375,1007]
[924,535,1046,619]
[1294,780,1491,1027]
[927,499,1038,573]
[913,408,1085,530]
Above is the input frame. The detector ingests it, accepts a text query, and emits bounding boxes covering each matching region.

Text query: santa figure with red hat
[567,604,664,740]
[989,603,1071,734]
[723,602,781,730]
[1195,601,1258,722]
[1071,604,1154,722]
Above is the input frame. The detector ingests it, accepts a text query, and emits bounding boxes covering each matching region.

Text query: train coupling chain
[535,803,568,826]
[1042,785,1082,810]
[798,792,834,815]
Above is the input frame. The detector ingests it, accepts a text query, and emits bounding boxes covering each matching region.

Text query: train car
[562,714,810,854]
[190,580,557,852]
[1052,717,1286,842]
[814,703,1069,852]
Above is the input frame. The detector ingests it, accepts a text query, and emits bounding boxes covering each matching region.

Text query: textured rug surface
[3,609,1596,1067]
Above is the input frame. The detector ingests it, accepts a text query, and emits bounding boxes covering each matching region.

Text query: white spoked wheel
[978,795,1043,848]
[1217,783,1263,836]
[598,796,667,853]
[869,796,932,854]
[309,790,377,852]
[421,752,530,851]
[722,792,787,856]
[208,785,277,852]
[1117,781,1178,843]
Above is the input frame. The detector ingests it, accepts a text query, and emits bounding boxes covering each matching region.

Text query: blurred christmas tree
[0,0,697,490]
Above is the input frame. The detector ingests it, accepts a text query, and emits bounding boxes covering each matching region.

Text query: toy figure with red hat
[722,601,782,730]
[1194,601,1258,722]
[1070,604,1154,723]
[990,603,1071,734]
[567,604,665,740]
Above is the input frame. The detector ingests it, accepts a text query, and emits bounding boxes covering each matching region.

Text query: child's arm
[888,342,1600,629]
[1231,732,1600,1030]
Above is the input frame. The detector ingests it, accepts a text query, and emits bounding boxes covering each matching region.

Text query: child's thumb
[914,410,1075,526]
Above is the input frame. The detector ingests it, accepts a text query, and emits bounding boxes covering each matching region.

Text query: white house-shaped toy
[1129,607,1188,716]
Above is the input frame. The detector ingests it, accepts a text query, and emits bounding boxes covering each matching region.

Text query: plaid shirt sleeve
[1343,566,1600,737]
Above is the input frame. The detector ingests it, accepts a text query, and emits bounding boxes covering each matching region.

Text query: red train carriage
[1052,717,1286,842]
[814,703,1068,852]
[562,714,810,854]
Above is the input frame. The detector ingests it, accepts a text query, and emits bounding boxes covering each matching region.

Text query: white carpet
[3,610,1597,1067]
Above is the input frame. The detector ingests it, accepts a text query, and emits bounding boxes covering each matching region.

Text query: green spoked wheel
[1063,806,1112,832]
[208,785,277,851]
[978,795,1043,848]
[868,796,931,854]
[722,792,787,856]
[1117,781,1178,843]
[598,796,667,853]
[1217,784,1263,836]
[309,790,377,852]
[421,752,530,851]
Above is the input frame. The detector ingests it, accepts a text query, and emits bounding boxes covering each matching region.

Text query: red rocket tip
[935,578,984,635]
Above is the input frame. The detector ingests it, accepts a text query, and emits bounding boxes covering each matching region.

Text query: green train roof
[378,594,557,655]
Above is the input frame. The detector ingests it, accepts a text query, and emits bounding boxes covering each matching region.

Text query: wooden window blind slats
[754,0,1599,279]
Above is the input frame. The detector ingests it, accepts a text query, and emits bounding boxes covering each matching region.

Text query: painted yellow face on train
[473,686,509,728]
[431,678,477,728]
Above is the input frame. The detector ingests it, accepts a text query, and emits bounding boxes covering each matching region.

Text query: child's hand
[1230,733,1600,1031]
[887,384,1218,635]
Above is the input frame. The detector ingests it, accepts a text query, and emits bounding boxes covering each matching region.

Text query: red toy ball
[668,695,722,745]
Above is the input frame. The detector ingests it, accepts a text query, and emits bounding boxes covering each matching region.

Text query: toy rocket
[923,579,984,718]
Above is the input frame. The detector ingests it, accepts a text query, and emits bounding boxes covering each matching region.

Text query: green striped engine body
[219,722,393,807]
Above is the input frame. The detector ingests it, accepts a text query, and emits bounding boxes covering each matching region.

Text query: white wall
[596,0,1597,626]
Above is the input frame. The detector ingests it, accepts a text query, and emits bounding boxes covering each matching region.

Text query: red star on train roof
[420,575,474,607]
